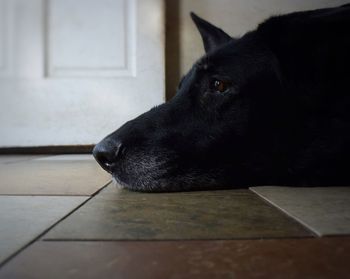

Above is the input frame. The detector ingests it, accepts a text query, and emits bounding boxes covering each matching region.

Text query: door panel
[48,0,135,77]
[0,0,164,146]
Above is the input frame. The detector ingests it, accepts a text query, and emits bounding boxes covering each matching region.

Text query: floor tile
[0,155,45,164]
[1,237,349,279]
[0,159,110,195]
[250,186,350,236]
[44,185,311,240]
[0,196,87,264]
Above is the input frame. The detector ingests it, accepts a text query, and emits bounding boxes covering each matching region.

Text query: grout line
[249,187,321,237]
[0,180,112,269]
[42,235,316,242]
[0,194,91,197]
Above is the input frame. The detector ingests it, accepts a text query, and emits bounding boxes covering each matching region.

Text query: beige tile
[0,159,110,195]
[0,196,87,264]
[250,186,350,236]
[1,238,350,279]
[44,184,311,240]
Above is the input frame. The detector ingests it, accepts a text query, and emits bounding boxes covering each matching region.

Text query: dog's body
[94,4,350,192]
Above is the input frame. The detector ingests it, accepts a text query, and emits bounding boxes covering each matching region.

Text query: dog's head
[93,13,285,192]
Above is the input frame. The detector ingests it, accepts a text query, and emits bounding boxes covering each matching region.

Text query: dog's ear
[190,12,232,53]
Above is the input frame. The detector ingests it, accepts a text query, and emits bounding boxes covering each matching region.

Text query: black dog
[94,4,350,192]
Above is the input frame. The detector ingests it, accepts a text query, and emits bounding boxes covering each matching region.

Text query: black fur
[93,4,350,192]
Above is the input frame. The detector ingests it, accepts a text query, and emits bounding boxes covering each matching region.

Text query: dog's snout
[93,139,123,173]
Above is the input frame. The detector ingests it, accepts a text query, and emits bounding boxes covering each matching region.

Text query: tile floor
[251,186,350,236]
[0,155,349,278]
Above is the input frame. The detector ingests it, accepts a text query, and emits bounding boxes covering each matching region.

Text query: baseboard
[0,145,94,154]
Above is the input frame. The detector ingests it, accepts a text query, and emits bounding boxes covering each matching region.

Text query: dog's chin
[111,176,127,189]
[111,174,140,191]
[110,169,227,193]
[108,152,229,192]
[110,174,170,192]
[111,173,161,192]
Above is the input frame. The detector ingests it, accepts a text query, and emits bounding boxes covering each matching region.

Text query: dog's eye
[213,79,230,93]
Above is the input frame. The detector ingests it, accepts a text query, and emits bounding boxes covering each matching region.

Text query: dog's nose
[93,139,123,173]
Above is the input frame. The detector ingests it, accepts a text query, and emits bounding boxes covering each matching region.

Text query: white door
[0,0,165,147]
